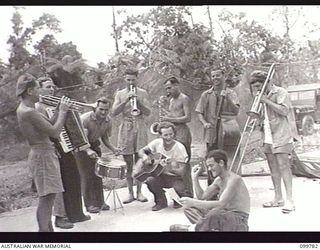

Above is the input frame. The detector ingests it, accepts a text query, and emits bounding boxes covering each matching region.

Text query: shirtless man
[16,74,72,232]
[36,76,90,226]
[161,76,193,198]
[111,68,151,204]
[170,149,250,231]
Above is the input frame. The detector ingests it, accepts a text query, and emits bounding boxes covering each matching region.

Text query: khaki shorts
[28,146,64,197]
[262,143,293,154]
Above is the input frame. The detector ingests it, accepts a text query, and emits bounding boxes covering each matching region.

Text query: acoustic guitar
[133,151,167,182]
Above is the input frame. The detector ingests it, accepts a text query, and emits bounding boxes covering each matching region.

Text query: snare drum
[95,158,126,180]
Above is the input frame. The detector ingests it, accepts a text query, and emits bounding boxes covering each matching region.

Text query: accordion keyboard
[60,127,74,152]
[46,107,90,153]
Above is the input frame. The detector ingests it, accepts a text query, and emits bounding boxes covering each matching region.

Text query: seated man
[170,149,250,231]
[137,122,192,211]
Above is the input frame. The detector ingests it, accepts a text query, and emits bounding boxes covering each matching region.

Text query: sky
[0,5,320,67]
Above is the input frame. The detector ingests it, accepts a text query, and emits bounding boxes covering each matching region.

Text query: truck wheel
[302,115,315,136]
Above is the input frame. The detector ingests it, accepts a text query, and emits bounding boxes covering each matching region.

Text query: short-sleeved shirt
[147,138,188,163]
[262,85,299,148]
[195,86,240,144]
[81,111,112,144]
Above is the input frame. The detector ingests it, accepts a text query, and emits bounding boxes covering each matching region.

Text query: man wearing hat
[16,73,72,231]
[111,68,151,204]
[249,70,299,214]
[75,97,120,213]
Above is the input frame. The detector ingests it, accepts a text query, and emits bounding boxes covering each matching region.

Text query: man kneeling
[137,122,192,211]
[170,149,250,231]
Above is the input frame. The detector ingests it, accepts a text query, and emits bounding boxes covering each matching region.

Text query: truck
[287,83,320,135]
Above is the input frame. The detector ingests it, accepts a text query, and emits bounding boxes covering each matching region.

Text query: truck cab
[287,83,320,135]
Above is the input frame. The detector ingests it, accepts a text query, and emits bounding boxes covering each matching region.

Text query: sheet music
[163,188,183,206]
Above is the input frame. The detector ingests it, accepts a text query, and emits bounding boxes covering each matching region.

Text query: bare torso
[217,172,250,214]
[16,103,54,146]
[168,93,188,118]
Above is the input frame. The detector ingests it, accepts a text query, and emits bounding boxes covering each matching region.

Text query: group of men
[16,64,298,232]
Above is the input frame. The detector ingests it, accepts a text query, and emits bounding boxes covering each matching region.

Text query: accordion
[46,107,90,153]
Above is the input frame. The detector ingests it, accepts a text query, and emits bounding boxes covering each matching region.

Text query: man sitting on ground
[170,149,250,231]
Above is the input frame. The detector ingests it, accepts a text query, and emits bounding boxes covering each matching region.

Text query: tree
[7,7,61,70]
[111,6,120,53]
[116,6,219,86]
[269,6,316,86]
[34,34,82,62]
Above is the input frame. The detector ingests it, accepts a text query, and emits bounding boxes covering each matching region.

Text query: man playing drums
[111,68,151,204]
[75,97,120,214]
[137,122,192,211]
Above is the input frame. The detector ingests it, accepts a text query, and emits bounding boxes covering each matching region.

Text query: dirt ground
[1,126,320,215]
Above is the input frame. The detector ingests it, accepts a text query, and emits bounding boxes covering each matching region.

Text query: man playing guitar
[137,122,192,211]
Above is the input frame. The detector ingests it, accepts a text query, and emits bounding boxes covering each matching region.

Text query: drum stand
[104,179,124,213]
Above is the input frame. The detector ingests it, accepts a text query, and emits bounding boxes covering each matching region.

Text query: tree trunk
[112,6,119,53]
[190,7,194,27]
[207,6,213,36]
